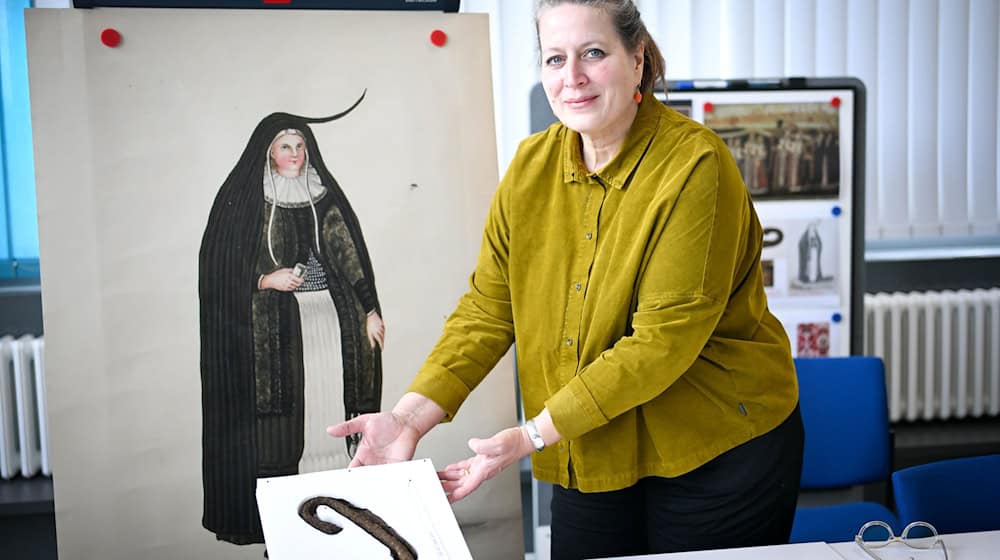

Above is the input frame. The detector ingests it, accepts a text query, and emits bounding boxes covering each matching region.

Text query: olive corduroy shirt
[408,96,798,492]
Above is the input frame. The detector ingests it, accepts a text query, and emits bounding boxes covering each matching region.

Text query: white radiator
[0,335,49,479]
[864,289,1000,423]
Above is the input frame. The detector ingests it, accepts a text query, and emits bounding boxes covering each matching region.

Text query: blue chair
[892,454,1000,533]
[789,356,900,543]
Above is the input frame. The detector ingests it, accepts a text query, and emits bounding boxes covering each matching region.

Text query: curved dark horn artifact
[298,495,418,560]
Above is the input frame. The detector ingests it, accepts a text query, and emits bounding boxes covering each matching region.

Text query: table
[829,530,1000,559]
[605,541,846,560]
[600,530,1000,559]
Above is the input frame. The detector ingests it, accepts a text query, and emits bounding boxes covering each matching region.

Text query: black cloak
[198,94,381,543]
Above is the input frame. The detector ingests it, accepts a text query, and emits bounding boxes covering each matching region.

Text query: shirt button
[585,232,593,240]
[565,338,573,346]
[574,282,582,291]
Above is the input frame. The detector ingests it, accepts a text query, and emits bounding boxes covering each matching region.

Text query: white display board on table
[666,80,864,357]
[256,459,472,560]
[27,8,521,560]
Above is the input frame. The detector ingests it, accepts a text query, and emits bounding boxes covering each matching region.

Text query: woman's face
[538,3,644,142]
[270,133,306,177]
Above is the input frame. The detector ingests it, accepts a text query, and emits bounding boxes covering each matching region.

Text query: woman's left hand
[438,426,534,503]
[366,312,385,349]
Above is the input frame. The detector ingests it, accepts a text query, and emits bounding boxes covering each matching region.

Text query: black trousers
[550,405,804,560]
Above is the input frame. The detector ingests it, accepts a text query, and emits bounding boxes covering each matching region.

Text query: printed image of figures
[705,102,840,199]
[795,221,833,288]
[759,217,839,299]
[198,93,384,546]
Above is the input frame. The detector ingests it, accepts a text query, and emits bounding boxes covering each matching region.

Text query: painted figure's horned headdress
[261,92,366,265]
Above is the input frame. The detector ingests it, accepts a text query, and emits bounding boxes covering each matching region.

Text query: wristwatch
[524,419,545,452]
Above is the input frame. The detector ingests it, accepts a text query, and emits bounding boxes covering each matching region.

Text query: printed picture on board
[769,309,841,358]
[761,259,774,288]
[791,221,834,292]
[198,93,385,546]
[705,102,840,199]
[759,217,839,300]
[796,322,831,357]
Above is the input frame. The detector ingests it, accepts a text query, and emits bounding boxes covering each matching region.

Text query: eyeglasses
[855,520,949,560]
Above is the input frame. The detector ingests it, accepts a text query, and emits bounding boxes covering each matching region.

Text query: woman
[199,95,384,545]
[329,2,802,558]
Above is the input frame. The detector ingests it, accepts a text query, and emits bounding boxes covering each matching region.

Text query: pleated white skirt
[293,290,349,473]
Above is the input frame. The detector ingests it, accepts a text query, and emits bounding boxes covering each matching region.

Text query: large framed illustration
[666,78,866,356]
[27,8,521,560]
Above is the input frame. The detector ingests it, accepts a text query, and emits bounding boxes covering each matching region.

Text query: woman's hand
[327,412,421,468]
[259,268,303,292]
[438,426,534,503]
[326,393,446,468]
[366,312,385,349]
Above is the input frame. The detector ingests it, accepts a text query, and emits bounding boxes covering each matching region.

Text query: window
[1,0,40,282]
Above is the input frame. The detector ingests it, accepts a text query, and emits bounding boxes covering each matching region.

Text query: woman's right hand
[326,392,446,468]
[259,268,303,292]
[326,412,421,468]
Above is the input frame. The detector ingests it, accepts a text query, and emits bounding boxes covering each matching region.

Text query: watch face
[526,420,545,451]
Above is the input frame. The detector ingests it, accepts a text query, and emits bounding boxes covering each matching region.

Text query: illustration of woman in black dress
[199,93,383,545]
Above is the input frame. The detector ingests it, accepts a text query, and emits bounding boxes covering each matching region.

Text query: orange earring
[633,86,642,103]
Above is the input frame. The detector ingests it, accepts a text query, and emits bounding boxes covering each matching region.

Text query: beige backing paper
[26,8,521,560]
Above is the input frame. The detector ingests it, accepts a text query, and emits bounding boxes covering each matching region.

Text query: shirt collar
[561,95,662,189]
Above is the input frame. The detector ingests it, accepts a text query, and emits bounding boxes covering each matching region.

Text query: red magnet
[100,28,122,48]
[703,101,714,113]
[430,29,448,47]
[831,96,842,108]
